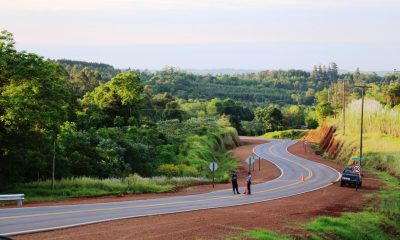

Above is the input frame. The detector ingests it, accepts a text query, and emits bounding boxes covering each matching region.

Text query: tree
[79,71,144,127]
[305,117,319,129]
[164,101,182,120]
[65,66,102,97]
[316,102,334,120]
[384,82,400,107]
[315,88,329,104]
[255,105,283,132]
[0,30,73,184]
[283,105,305,129]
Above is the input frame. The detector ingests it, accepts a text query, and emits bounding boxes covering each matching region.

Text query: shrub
[157,164,180,177]
[178,164,199,176]
[305,117,319,129]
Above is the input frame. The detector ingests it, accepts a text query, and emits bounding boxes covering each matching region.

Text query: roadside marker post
[304,141,308,152]
[258,157,261,171]
[209,162,218,188]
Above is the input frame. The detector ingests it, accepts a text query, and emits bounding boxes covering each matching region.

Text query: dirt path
[15,140,381,240]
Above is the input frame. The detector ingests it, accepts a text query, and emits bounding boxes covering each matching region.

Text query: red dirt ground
[14,139,381,240]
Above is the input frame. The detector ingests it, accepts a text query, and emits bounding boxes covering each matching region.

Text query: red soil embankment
[305,124,344,159]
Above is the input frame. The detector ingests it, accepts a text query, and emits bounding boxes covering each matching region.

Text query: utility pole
[334,84,337,119]
[342,80,346,135]
[51,138,56,190]
[354,85,372,162]
[327,88,330,103]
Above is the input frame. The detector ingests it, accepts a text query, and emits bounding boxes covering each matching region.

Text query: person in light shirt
[246,172,252,195]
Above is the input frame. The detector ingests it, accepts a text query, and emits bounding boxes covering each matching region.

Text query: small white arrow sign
[246,156,255,165]
[209,162,218,171]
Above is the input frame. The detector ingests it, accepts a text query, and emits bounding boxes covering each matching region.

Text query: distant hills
[56,59,396,76]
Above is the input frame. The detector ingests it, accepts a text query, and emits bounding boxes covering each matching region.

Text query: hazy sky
[1,0,399,70]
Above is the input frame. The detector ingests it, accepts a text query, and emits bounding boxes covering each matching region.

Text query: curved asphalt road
[0,140,341,236]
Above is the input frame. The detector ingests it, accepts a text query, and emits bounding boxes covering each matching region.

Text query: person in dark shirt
[231,171,240,194]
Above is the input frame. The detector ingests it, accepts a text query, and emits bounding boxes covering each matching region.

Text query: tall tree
[255,105,283,132]
[0,30,73,184]
[79,71,144,128]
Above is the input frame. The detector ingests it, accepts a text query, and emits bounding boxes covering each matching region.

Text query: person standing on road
[231,171,240,194]
[246,172,252,195]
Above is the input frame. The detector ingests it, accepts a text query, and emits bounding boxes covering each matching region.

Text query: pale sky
[1,0,399,70]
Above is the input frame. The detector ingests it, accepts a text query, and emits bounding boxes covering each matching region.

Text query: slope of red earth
[15,139,381,240]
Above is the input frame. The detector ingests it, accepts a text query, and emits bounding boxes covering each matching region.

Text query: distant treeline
[59,61,399,107]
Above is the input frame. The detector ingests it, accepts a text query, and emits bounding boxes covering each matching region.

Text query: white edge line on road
[0,141,280,213]
[3,181,335,237]
[252,142,284,180]
[2,139,340,236]
[316,163,342,182]
[281,140,342,183]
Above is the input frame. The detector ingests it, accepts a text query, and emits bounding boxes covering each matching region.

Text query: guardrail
[0,194,25,206]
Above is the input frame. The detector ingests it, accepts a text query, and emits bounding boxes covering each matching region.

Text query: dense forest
[1,30,400,189]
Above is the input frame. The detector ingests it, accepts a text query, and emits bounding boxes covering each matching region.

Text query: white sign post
[246,156,255,172]
[209,162,218,188]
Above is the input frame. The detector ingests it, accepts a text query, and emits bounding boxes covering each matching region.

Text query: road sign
[246,156,255,172]
[352,157,363,161]
[209,162,218,171]
[209,162,218,188]
[353,165,361,173]
[246,156,255,165]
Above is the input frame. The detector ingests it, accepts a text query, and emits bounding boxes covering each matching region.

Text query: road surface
[0,140,341,236]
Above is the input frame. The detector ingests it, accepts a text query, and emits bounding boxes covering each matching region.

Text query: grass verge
[245,229,293,240]
[1,175,208,203]
[306,168,400,240]
[261,129,305,140]
[230,168,399,240]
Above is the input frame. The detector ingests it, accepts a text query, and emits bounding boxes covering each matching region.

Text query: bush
[157,164,180,177]
[305,117,319,129]
[261,130,305,140]
[178,165,199,176]
[113,116,124,126]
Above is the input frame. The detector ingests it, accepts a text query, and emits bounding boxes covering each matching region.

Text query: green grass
[260,129,306,140]
[2,175,208,202]
[229,168,400,240]
[179,127,240,182]
[245,229,293,240]
[306,169,400,240]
